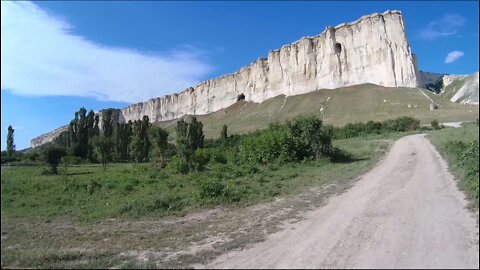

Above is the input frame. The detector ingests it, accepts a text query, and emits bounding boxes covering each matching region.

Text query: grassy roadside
[427,123,479,210]
[1,131,412,268]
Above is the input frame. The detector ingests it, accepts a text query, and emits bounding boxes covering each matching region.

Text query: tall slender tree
[114,121,133,162]
[101,109,115,138]
[175,119,190,161]
[6,125,15,159]
[221,124,228,142]
[150,126,169,165]
[188,117,204,151]
[129,116,151,162]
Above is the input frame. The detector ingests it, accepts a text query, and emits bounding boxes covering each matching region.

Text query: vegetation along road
[205,134,479,269]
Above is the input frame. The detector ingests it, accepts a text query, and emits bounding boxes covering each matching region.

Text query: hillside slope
[159,84,478,139]
[442,72,479,105]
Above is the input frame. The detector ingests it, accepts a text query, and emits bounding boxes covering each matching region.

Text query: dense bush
[167,156,190,174]
[430,119,441,130]
[238,116,332,164]
[382,117,420,132]
[324,116,420,139]
[199,177,226,199]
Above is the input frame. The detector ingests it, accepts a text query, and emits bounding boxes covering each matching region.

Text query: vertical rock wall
[118,10,419,124]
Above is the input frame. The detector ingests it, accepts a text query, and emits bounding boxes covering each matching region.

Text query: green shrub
[199,178,225,199]
[191,149,210,171]
[238,116,332,165]
[167,156,190,174]
[431,119,441,130]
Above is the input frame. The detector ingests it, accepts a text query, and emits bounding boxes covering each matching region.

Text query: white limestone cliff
[30,125,69,148]
[117,10,419,124]
[31,10,420,148]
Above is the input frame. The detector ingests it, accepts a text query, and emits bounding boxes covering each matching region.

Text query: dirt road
[206,134,479,269]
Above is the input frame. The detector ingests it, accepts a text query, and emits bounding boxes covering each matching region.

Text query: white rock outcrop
[30,125,69,148]
[31,10,420,148]
[118,10,419,124]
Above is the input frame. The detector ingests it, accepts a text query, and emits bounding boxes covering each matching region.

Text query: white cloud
[1,1,213,103]
[444,51,464,64]
[418,14,465,40]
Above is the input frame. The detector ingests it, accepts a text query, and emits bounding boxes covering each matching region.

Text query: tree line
[39,107,207,173]
[3,105,426,176]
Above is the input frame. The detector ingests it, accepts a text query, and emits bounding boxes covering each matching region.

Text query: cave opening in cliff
[335,43,342,54]
[237,93,245,101]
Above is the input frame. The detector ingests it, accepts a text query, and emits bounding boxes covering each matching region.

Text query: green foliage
[174,117,205,172]
[382,117,420,132]
[238,116,332,164]
[429,123,479,208]
[150,126,169,166]
[220,124,228,142]
[94,136,114,170]
[188,117,205,152]
[61,155,83,166]
[239,126,295,164]
[63,107,99,161]
[167,155,190,174]
[175,119,190,161]
[324,116,421,139]
[199,177,225,199]
[6,125,15,159]
[43,145,67,174]
[129,116,151,163]
[191,149,210,171]
[430,119,441,130]
[114,122,133,162]
[445,140,479,203]
[101,109,115,138]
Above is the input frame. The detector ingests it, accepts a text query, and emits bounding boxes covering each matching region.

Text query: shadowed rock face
[32,10,420,148]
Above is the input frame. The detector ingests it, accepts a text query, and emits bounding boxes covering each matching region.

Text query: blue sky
[1,1,479,150]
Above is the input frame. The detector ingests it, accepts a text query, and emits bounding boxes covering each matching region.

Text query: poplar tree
[6,125,15,159]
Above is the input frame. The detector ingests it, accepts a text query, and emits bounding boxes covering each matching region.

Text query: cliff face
[119,10,419,124]
[30,125,69,148]
[31,10,420,148]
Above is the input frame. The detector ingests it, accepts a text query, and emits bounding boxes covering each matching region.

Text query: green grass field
[158,84,478,139]
[1,133,408,223]
[1,131,413,268]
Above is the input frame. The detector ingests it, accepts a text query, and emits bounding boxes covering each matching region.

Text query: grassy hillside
[441,72,479,104]
[159,84,478,139]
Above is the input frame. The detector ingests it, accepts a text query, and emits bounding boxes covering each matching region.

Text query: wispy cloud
[1,1,213,103]
[418,14,465,40]
[444,51,464,64]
